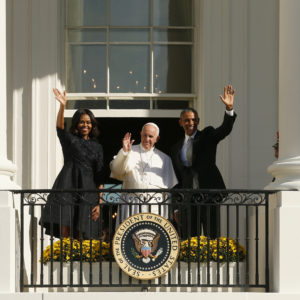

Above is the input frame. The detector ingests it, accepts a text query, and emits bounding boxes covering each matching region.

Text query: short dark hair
[70,109,100,140]
[180,108,199,119]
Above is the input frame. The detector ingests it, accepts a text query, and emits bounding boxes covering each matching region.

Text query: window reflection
[66,0,106,26]
[110,46,150,93]
[67,45,106,93]
[154,46,192,93]
[153,0,192,26]
[110,0,150,26]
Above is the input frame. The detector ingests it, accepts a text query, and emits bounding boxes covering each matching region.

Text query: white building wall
[197,0,278,189]
[7,0,63,188]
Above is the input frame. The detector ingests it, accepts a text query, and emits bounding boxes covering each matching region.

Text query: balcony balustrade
[14,188,274,292]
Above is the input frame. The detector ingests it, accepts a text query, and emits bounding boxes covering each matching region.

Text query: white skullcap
[141,122,160,136]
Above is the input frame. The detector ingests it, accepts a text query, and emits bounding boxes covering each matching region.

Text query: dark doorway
[97,117,184,184]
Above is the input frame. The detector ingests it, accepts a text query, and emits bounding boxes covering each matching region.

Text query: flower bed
[42,236,246,263]
[180,236,246,263]
[42,238,110,263]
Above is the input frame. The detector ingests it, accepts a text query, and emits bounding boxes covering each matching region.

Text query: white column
[0,1,19,292]
[266,0,300,190]
[0,0,17,189]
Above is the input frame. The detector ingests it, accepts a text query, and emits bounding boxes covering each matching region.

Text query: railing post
[20,192,24,292]
[265,193,270,292]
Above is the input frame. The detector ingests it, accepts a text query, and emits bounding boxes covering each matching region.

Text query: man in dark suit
[171,85,236,239]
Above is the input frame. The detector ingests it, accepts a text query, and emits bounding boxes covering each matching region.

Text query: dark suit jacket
[171,112,237,189]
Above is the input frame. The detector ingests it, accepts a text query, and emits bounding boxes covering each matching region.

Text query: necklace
[139,147,155,181]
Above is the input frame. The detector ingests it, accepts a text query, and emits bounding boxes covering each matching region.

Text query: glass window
[67,45,106,93]
[153,0,192,26]
[66,0,107,26]
[152,99,190,110]
[66,100,107,109]
[110,0,150,26]
[109,100,150,109]
[65,0,194,110]
[153,45,192,93]
[110,46,150,93]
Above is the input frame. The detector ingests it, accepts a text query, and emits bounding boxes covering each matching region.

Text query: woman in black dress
[40,89,104,239]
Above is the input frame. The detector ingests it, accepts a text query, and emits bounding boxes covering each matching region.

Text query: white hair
[141,122,160,136]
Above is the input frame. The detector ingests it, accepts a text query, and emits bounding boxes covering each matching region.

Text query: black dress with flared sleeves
[40,127,103,239]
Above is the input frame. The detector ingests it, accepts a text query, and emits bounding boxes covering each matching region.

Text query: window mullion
[106,0,110,94]
[150,0,154,97]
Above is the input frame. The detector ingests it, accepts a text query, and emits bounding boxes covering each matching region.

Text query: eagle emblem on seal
[132,228,163,263]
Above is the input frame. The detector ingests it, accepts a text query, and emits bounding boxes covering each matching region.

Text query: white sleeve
[166,156,178,188]
[225,109,235,116]
[110,148,130,181]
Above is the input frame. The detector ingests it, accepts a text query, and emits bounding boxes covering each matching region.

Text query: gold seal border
[112,213,180,280]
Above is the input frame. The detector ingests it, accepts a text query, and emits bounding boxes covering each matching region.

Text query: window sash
[65,0,195,108]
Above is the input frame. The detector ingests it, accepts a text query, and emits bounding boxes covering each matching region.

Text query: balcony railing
[14,188,274,292]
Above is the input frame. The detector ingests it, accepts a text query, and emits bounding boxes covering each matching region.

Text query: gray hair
[141,122,160,136]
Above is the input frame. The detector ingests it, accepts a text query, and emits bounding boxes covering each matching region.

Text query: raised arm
[53,88,67,129]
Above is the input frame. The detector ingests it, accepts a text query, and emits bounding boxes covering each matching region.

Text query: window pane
[66,0,106,26]
[110,29,150,42]
[67,45,106,93]
[153,45,192,93]
[110,0,150,26]
[109,100,150,109]
[153,100,190,109]
[110,46,150,93]
[153,0,192,26]
[68,29,106,43]
[66,100,106,109]
[153,29,192,42]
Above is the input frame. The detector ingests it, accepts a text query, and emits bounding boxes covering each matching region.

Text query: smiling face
[140,124,159,150]
[179,111,199,136]
[77,114,92,139]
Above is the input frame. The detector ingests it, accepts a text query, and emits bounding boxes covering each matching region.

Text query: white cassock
[110,144,178,226]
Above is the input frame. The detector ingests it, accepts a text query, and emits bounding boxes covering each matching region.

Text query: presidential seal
[112,213,180,280]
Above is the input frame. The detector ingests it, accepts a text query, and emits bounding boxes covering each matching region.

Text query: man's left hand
[219,85,235,110]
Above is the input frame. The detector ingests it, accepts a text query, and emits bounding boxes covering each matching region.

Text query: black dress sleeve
[94,144,104,186]
[56,127,74,150]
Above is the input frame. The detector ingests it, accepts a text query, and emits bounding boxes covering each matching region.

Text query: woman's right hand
[53,88,67,107]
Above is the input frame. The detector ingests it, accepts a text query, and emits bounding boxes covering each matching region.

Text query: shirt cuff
[225,109,234,116]
[121,149,129,156]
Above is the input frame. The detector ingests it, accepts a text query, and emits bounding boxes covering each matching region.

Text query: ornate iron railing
[13,188,274,292]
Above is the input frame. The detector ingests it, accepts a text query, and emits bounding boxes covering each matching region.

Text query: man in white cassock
[110,123,178,225]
